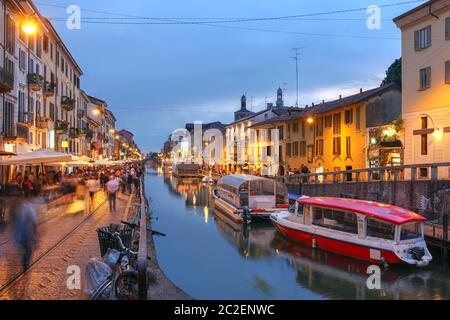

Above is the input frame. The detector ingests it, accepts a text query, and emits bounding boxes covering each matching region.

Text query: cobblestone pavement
[0,191,133,300]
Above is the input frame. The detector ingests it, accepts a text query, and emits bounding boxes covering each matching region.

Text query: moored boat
[213,174,288,224]
[270,197,432,267]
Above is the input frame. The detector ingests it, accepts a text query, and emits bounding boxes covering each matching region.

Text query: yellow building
[251,84,402,177]
[394,0,450,179]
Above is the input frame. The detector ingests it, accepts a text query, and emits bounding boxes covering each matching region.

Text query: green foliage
[381,58,402,86]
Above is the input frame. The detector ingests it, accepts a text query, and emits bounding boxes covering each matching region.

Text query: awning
[0,149,73,165]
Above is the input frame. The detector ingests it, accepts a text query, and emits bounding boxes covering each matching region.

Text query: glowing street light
[307,117,314,124]
[92,108,100,115]
[22,20,37,35]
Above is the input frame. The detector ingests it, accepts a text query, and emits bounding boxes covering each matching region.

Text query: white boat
[213,174,288,224]
[271,197,433,267]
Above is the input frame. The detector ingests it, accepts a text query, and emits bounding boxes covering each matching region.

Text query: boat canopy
[298,197,426,225]
[218,174,262,189]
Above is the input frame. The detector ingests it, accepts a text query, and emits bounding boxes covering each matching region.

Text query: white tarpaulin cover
[0,149,73,165]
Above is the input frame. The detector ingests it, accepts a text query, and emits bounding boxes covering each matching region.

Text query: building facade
[252,84,402,177]
[394,0,450,179]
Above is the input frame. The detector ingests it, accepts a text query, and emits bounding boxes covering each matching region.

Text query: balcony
[27,73,44,91]
[61,96,75,111]
[55,120,69,133]
[69,127,81,138]
[77,109,86,118]
[84,128,93,140]
[0,65,14,93]
[36,116,52,129]
[17,112,34,127]
[43,82,56,97]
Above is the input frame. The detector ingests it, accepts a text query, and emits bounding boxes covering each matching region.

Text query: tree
[381,58,401,86]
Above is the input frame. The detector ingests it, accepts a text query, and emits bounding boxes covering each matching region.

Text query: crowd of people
[3,163,144,271]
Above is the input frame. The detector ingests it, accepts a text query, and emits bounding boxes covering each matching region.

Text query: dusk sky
[35,0,423,153]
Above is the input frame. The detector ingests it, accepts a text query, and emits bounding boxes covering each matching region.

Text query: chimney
[322,100,325,104]
[339,95,342,100]
[360,88,363,93]
[312,102,315,107]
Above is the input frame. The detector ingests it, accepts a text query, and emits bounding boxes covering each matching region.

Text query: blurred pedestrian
[10,200,38,270]
[86,175,99,211]
[106,176,119,212]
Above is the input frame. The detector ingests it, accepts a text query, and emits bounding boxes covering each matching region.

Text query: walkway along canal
[146,168,450,300]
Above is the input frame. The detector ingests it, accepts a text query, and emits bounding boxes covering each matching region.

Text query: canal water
[146,168,450,300]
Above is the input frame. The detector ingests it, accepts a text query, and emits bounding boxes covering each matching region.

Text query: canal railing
[137,176,148,300]
[275,162,450,185]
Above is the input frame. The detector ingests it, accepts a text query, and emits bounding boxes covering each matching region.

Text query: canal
[145,168,450,300]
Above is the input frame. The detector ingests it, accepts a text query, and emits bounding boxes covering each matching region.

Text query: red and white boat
[270,197,432,267]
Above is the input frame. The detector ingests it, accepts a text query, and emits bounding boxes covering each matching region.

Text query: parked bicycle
[87,221,166,300]
[88,229,140,300]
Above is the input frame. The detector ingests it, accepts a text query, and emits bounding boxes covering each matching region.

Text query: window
[367,218,395,240]
[43,35,49,52]
[286,143,292,157]
[355,106,361,131]
[346,137,351,157]
[333,112,341,135]
[293,142,299,156]
[445,60,450,84]
[18,91,25,123]
[325,114,332,128]
[446,17,450,40]
[400,223,422,241]
[312,207,358,234]
[420,67,431,90]
[333,137,341,156]
[278,126,284,140]
[315,116,324,137]
[300,120,306,138]
[315,139,323,156]
[18,49,25,70]
[293,123,299,133]
[300,141,306,157]
[414,25,431,51]
[421,116,428,155]
[50,103,55,121]
[344,109,353,125]
[36,34,42,58]
[5,15,16,55]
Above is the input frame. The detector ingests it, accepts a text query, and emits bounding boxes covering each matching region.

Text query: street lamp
[22,20,37,35]
[307,116,314,124]
[22,19,37,134]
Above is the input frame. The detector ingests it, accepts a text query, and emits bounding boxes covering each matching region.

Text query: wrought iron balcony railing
[61,96,75,111]
[27,73,44,91]
[0,65,14,93]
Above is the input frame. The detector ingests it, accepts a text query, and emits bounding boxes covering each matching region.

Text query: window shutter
[426,67,431,88]
[446,17,450,40]
[445,61,450,84]
[426,25,431,47]
[414,30,420,51]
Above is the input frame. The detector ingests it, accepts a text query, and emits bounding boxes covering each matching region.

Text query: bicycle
[89,230,140,300]
[89,221,166,300]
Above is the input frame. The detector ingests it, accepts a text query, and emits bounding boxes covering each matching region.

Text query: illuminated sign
[61,140,69,148]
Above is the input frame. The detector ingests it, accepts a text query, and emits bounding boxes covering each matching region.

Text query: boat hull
[273,222,404,265]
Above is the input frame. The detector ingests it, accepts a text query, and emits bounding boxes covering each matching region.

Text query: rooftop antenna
[292,47,304,108]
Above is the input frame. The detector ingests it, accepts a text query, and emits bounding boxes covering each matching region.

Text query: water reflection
[151,168,450,300]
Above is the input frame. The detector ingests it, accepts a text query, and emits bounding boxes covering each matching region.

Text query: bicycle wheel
[115,270,139,300]
[90,278,113,300]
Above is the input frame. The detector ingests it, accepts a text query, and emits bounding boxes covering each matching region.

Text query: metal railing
[0,66,14,92]
[137,177,148,300]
